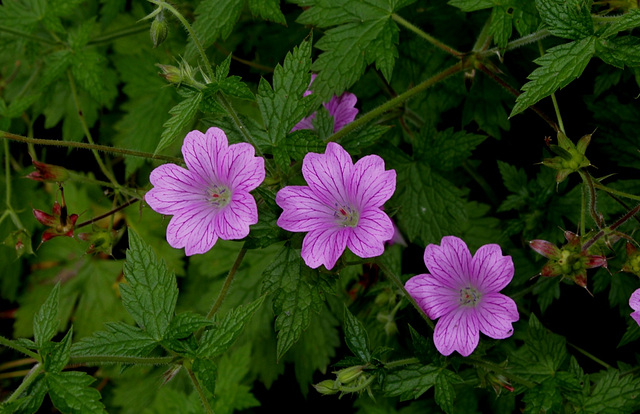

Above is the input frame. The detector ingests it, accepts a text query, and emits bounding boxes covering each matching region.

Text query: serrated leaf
[186,0,244,60]
[280,129,325,161]
[261,245,324,360]
[10,375,47,414]
[447,0,495,12]
[339,123,390,153]
[497,160,528,193]
[599,9,640,38]
[584,369,640,413]
[213,344,260,414]
[33,283,60,348]
[257,39,313,146]
[511,37,596,117]
[166,312,213,340]
[490,6,513,50]
[535,0,593,40]
[512,313,567,381]
[192,358,217,398]
[155,90,202,154]
[596,36,640,69]
[71,322,157,358]
[523,377,563,414]
[343,305,371,363]
[46,371,106,414]
[418,127,486,171]
[247,0,286,24]
[383,364,439,400]
[70,49,118,106]
[120,229,178,341]
[367,17,399,82]
[43,327,72,373]
[219,76,255,101]
[395,162,467,245]
[434,370,460,414]
[198,296,265,358]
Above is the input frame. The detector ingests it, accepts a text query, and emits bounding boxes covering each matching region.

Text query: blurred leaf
[46,371,106,414]
[213,343,260,414]
[33,282,60,347]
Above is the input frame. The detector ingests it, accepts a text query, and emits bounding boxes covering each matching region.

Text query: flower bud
[150,12,168,48]
[623,243,640,276]
[313,380,339,395]
[3,229,34,258]
[26,159,69,182]
[334,365,364,385]
[486,373,514,395]
[529,239,561,259]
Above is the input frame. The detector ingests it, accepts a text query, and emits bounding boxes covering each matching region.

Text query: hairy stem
[69,354,175,365]
[2,364,43,406]
[0,130,183,163]
[479,29,552,58]
[579,171,604,229]
[0,25,57,45]
[88,24,148,45]
[467,357,537,388]
[76,198,141,229]
[376,261,435,330]
[567,341,612,370]
[0,336,40,360]
[384,357,420,368]
[581,204,640,252]
[392,14,462,57]
[187,366,215,414]
[205,247,247,320]
[592,180,640,202]
[329,62,466,143]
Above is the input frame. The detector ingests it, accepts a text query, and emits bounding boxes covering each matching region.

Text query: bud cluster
[313,365,374,398]
[542,131,591,184]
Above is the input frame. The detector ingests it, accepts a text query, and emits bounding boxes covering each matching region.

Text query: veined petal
[302,142,352,206]
[347,208,394,258]
[630,288,640,312]
[301,226,349,270]
[433,307,479,357]
[276,186,335,232]
[182,127,228,185]
[166,204,219,255]
[324,92,358,132]
[404,274,459,320]
[424,236,472,290]
[146,164,207,215]
[215,191,258,240]
[220,142,265,192]
[470,244,514,293]
[349,155,396,208]
[291,114,316,132]
[474,293,519,339]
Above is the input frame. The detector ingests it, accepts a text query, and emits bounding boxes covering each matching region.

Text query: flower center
[209,185,231,208]
[459,286,480,307]
[335,204,359,228]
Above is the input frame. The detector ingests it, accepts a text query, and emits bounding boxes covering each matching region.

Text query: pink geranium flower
[145,127,265,255]
[291,74,359,133]
[405,236,519,357]
[630,289,640,326]
[276,142,396,270]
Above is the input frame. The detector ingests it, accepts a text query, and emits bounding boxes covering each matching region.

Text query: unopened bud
[150,12,168,48]
[314,380,339,395]
[26,159,69,182]
[335,366,364,385]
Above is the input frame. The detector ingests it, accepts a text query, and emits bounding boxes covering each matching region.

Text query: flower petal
[220,142,265,192]
[276,186,335,232]
[215,191,258,240]
[301,226,349,270]
[302,142,352,206]
[347,208,394,258]
[291,114,316,132]
[433,307,479,357]
[474,293,519,339]
[166,203,218,255]
[404,274,459,320]
[146,164,207,215]
[182,127,228,185]
[324,92,358,132]
[469,243,514,293]
[349,155,396,208]
[630,288,640,313]
[423,236,472,290]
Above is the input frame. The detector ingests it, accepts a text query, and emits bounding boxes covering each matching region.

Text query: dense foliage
[1,0,640,413]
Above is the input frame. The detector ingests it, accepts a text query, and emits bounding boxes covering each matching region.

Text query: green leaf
[261,245,324,360]
[339,124,390,154]
[33,283,60,348]
[511,37,596,117]
[434,370,461,414]
[417,127,486,172]
[186,0,244,60]
[213,344,260,414]
[71,322,157,358]
[343,305,371,363]
[512,314,568,381]
[383,364,439,400]
[42,327,72,373]
[497,160,528,193]
[599,9,640,38]
[10,375,47,414]
[279,129,325,162]
[46,371,106,414]
[489,6,513,50]
[192,358,217,397]
[447,0,495,12]
[120,229,178,341]
[247,0,287,24]
[70,49,118,106]
[395,161,467,245]
[523,377,563,414]
[198,296,265,358]
[166,312,213,340]
[583,369,640,413]
[535,0,593,40]
[257,38,313,146]
[219,76,256,101]
[596,37,640,69]
[155,90,202,154]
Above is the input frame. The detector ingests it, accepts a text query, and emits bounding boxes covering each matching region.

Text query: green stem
[579,171,604,229]
[1,130,183,163]
[0,25,57,45]
[2,364,43,406]
[0,336,40,360]
[567,341,612,370]
[88,24,148,45]
[328,62,465,143]
[187,366,215,414]
[149,0,215,81]
[550,93,565,134]
[69,354,175,365]
[75,198,141,230]
[205,247,247,320]
[466,357,537,388]
[376,261,435,330]
[4,140,11,210]
[384,357,420,368]
[591,181,640,202]
[580,181,587,237]
[391,14,462,57]
[479,29,551,58]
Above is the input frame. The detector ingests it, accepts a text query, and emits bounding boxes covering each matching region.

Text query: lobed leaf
[155,90,202,154]
[535,0,593,40]
[71,322,158,358]
[33,283,60,348]
[46,371,106,414]
[343,305,371,363]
